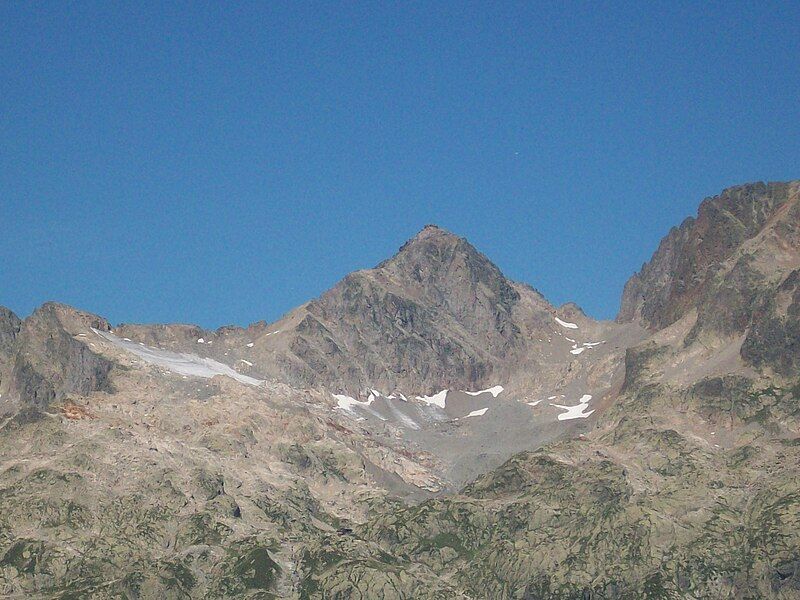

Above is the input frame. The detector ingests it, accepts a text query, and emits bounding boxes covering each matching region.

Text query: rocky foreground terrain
[0,180,798,599]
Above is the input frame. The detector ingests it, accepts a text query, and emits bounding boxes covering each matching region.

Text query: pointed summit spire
[394,224,460,254]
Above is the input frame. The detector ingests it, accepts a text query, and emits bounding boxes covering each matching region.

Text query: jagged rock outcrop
[1,303,114,412]
[0,307,21,404]
[0,307,21,370]
[618,181,799,331]
[618,180,800,376]
[741,267,800,376]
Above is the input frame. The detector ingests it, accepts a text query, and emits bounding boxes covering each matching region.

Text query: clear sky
[2,2,798,328]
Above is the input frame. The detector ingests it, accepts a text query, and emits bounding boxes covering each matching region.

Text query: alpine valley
[1,180,799,599]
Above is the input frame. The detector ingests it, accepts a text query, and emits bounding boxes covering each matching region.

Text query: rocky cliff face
[619,180,800,376]
[251,224,562,393]
[0,307,21,370]
[618,181,799,329]
[0,303,114,413]
[741,267,800,376]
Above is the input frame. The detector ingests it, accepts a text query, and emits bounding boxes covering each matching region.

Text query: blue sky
[2,2,798,327]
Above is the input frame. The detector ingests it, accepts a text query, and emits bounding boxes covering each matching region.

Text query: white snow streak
[333,393,386,420]
[551,394,594,421]
[464,407,489,418]
[464,385,504,397]
[386,402,421,430]
[332,394,362,411]
[554,317,578,329]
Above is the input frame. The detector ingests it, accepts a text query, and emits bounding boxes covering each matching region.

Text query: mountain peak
[394,223,459,253]
[375,226,516,303]
[415,223,449,238]
[266,222,550,392]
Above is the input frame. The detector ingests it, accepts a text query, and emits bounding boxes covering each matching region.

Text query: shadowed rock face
[741,268,800,376]
[0,307,21,399]
[1,303,113,412]
[0,307,21,365]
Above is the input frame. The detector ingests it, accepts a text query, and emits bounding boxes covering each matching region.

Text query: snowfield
[93,329,264,386]
[464,407,489,418]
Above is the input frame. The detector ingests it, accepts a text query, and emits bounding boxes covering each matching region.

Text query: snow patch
[333,394,360,411]
[333,393,386,420]
[555,317,578,329]
[464,385,504,397]
[551,394,594,421]
[570,347,586,355]
[238,359,253,366]
[416,390,448,408]
[464,407,489,418]
[197,338,205,344]
[246,342,254,348]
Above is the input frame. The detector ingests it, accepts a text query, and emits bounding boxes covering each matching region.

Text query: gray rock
[0,306,21,394]
[4,303,113,410]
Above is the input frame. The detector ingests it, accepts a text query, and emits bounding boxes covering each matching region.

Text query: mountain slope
[0,181,798,598]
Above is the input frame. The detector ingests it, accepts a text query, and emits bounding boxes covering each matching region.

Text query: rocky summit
[1,181,799,599]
